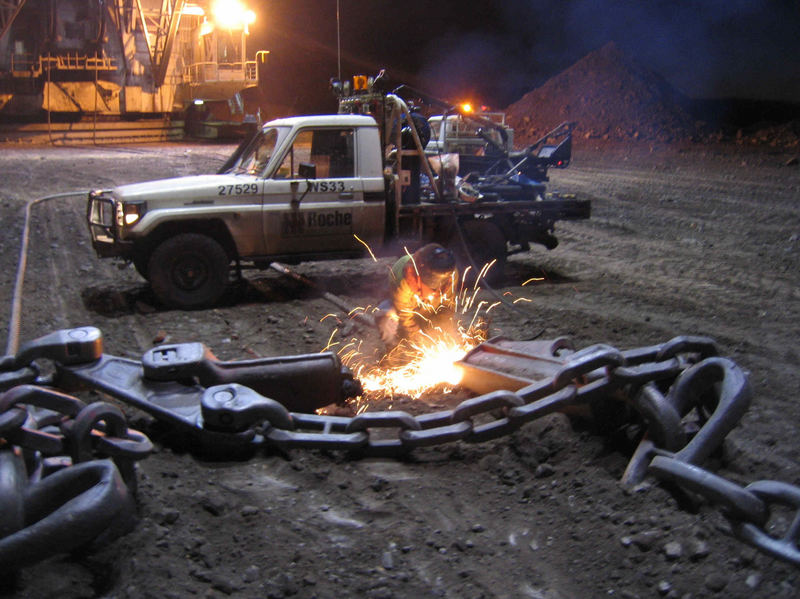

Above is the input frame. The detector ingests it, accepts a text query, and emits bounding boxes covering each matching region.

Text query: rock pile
[503,42,800,150]
[733,119,800,149]
[504,42,699,146]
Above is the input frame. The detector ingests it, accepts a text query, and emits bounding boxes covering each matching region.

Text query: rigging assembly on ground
[2,324,800,571]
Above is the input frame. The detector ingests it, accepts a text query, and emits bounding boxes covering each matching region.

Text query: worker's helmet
[415,244,456,289]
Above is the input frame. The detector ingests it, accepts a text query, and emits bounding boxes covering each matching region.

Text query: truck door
[262,126,377,256]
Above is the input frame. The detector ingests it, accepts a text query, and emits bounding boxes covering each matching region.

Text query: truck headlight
[117,202,146,227]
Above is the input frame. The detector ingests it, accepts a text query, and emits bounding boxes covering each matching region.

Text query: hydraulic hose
[5,191,89,357]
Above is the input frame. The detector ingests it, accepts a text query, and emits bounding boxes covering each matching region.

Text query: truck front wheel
[148,233,229,309]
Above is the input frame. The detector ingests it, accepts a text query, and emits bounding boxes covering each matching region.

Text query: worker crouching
[377,243,459,350]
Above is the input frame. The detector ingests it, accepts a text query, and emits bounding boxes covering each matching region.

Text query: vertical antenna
[336,0,341,80]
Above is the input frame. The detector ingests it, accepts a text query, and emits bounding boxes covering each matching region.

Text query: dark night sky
[250,0,800,113]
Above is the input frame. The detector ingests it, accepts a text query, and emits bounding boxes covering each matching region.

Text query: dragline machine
[0,0,266,130]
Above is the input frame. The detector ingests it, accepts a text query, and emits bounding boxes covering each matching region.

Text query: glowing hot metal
[325,263,501,411]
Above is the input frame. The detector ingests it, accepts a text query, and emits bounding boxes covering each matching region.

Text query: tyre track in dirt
[537,150,800,476]
[28,197,90,333]
[548,156,799,342]
[552,163,800,244]
[548,220,799,340]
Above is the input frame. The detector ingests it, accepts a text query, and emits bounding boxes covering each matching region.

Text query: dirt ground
[0,139,798,598]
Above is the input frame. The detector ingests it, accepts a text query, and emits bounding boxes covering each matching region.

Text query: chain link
[731,481,800,566]
[649,456,800,567]
[0,458,137,571]
[649,456,769,524]
[0,365,38,393]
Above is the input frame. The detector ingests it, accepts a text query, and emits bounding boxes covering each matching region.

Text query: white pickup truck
[87,97,589,309]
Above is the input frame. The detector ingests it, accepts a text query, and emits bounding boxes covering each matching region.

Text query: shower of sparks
[324,263,502,412]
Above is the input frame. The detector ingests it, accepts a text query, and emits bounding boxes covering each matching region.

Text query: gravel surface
[0,139,798,598]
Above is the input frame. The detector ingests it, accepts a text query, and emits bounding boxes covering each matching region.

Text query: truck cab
[220,114,387,256]
[88,114,388,308]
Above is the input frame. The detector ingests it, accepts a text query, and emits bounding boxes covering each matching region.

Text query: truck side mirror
[298,162,316,179]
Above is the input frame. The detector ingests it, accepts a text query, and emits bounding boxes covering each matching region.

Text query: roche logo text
[282,210,353,235]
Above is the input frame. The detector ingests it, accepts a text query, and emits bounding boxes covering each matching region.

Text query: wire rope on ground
[5,191,89,356]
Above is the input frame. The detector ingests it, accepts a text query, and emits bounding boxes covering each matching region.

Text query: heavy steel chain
[0,382,152,571]
[247,338,725,459]
[649,457,800,566]
[2,326,799,569]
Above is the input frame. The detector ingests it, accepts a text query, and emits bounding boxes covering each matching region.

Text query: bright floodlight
[212,0,256,29]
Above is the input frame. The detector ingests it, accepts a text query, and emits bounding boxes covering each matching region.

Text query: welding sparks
[324,264,495,411]
[338,325,485,414]
[315,239,538,411]
[522,276,545,285]
[355,338,468,401]
[354,234,377,261]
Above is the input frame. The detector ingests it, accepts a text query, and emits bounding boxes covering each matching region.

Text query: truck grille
[87,194,116,244]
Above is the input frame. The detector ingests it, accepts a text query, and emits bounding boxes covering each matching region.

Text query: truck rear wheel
[148,233,229,309]
[450,220,507,286]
